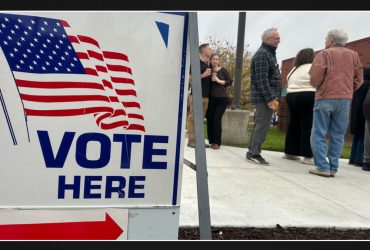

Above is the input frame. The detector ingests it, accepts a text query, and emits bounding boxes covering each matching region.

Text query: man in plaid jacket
[246,27,282,165]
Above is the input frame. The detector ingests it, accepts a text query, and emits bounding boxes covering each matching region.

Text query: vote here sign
[0,12,189,207]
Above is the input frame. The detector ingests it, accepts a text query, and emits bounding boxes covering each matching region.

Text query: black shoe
[246,152,270,165]
[362,163,370,171]
[349,160,363,167]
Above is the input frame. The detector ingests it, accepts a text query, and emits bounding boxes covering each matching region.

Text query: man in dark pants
[349,67,370,167]
[186,43,212,148]
[246,28,282,165]
[362,68,370,171]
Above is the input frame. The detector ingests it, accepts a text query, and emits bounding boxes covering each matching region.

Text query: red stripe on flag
[102,80,113,89]
[103,51,128,62]
[76,52,89,60]
[115,89,137,96]
[96,113,111,125]
[95,110,128,126]
[112,109,127,117]
[25,107,113,116]
[16,80,105,90]
[109,96,119,102]
[114,109,126,116]
[128,113,144,120]
[78,35,100,49]
[107,64,132,74]
[84,68,99,76]
[127,124,145,132]
[88,50,104,61]
[110,77,135,85]
[95,112,111,125]
[122,102,141,108]
[100,121,129,130]
[68,35,79,44]
[96,65,108,73]
[20,94,110,103]
[60,20,71,27]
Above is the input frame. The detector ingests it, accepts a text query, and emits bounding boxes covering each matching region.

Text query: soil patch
[178,226,370,240]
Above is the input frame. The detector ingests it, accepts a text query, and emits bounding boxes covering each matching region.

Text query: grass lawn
[205,123,351,159]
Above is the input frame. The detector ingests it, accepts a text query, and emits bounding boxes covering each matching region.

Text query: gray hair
[261,27,278,42]
[326,28,348,46]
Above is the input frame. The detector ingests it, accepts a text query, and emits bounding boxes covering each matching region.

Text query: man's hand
[273,100,279,111]
[268,100,279,111]
[267,100,274,109]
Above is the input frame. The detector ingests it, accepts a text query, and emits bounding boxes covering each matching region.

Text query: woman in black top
[207,53,233,149]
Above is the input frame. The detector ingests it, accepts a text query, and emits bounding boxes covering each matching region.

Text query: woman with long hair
[207,53,233,149]
[283,48,316,164]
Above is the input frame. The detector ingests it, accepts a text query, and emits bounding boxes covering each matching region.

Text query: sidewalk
[179,142,370,228]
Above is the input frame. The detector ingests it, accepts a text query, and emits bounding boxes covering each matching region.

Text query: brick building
[278,37,370,133]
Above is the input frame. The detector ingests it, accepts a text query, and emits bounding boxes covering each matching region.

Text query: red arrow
[0,213,123,240]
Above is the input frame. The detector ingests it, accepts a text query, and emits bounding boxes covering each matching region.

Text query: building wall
[278,37,370,133]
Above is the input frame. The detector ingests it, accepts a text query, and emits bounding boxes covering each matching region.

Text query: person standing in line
[283,48,316,165]
[186,43,212,148]
[308,28,363,177]
[246,27,282,165]
[361,68,370,171]
[349,67,370,167]
[207,53,233,149]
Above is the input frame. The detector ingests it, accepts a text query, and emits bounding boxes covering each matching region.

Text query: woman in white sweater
[283,48,316,165]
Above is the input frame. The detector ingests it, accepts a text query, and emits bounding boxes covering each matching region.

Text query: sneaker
[330,172,336,177]
[308,168,330,177]
[301,157,314,165]
[211,144,220,149]
[246,152,270,165]
[282,154,300,160]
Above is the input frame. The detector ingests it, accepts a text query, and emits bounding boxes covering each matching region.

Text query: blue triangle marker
[155,21,169,48]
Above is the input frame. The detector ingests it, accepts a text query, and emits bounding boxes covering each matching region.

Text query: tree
[205,37,254,111]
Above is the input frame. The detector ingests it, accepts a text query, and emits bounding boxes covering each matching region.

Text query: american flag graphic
[0,13,145,132]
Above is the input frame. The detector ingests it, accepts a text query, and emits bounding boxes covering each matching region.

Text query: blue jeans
[310,99,350,173]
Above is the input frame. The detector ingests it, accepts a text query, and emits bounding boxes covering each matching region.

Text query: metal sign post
[187,12,212,240]
[232,12,246,109]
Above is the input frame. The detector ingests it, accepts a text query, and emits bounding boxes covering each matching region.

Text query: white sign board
[0,12,189,208]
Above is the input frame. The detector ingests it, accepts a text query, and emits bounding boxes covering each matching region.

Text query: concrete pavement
[179,141,370,228]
